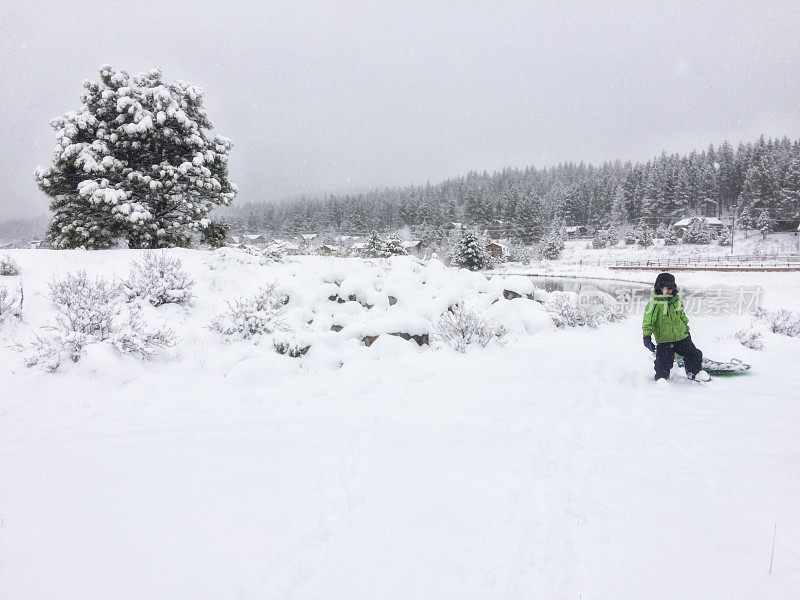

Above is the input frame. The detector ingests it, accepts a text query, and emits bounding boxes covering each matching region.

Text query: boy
[642,272,710,382]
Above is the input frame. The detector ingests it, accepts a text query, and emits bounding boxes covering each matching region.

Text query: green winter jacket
[642,294,690,343]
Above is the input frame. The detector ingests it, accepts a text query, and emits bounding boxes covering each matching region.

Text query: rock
[362,335,380,347]
[331,325,343,332]
[388,296,398,306]
[389,332,429,346]
[503,289,522,300]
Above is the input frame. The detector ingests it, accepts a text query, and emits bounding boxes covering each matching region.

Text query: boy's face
[660,284,675,296]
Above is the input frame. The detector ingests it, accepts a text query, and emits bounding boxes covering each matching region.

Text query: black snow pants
[654,334,703,379]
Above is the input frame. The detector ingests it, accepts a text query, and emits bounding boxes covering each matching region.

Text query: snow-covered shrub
[26,271,176,371]
[717,230,732,246]
[735,327,765,350]
[753,308,800,337]
[545,291,589,327]
[273,329,312,357]
[0,254,20,276]
[0,283,23,322]
[434,302,506,353]
[210,282,288,339]
[545,290,625,328]
[655,223,668,239]
[124,252,195,306]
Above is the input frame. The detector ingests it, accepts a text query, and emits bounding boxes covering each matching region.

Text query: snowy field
[1,249,799,599]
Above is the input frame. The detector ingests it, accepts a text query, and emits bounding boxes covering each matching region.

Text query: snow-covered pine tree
[539,224,566,259]
[663,227,679,246]
[364,231,387,257]
[682,217,713,244]
[383,235,407,256]
[450,229,492,270]
[736,205,755,237]
[781,156,800,220]
[605,224,619,246]
[591,229,606,249]
[36,66,237,249]
[756,210,775,240]
[635,220,653,247]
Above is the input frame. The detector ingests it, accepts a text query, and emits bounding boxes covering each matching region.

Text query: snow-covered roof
[300,233,318,241]
[673,217,725,227]
[400,240,422,248]
[244,234,264,240]
[321,244,339,250]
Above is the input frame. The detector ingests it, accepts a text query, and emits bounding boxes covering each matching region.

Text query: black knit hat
[654,272,677,293]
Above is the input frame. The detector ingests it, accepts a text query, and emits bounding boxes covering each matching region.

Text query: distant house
[564,225,588,239]
[318,244,339,255]
[30,239,52,249]
[298,233,318,245]
[672,217,727,238]
[400,240,425,257]
[281,242,302,255]
[486,220,505,239]
[486,242,507,258]
[242,233,268,246]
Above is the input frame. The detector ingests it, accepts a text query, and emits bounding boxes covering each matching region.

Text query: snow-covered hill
[1,249,799,599]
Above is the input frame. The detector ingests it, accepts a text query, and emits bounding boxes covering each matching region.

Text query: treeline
[223,135,800,242]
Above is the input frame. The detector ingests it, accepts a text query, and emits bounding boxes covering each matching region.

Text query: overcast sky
[1,1,799,220]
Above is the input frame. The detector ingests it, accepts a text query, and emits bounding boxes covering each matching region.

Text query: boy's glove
[643,335,655,352]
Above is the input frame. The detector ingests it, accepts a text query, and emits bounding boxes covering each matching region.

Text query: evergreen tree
[756,210,775,240]
[663,227,679,246]
[635,220,653,247]
[737,205,756,237]
[683,217,713,244]
[781,157,800,220]
[36,65,237,249]
[450,229,492,270]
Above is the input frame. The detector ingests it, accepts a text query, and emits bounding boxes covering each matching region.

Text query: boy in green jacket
[642,272,709,381]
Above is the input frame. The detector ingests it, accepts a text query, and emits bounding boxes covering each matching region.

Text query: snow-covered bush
[545,290,624,328]
[654,223,668,239]
[0,254,20,276]
[735,328,764,350]
[26,271,176,371]
[449,229,493,270]
[124,252,195,306]
[434,302,506,353]
[0,283,23,322]
[210,282,288,339]
[717,229,732,247]
[273,329,312,357]
[753,308,800,337]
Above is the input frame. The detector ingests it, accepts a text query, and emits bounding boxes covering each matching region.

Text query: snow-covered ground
[1,249,799,599]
